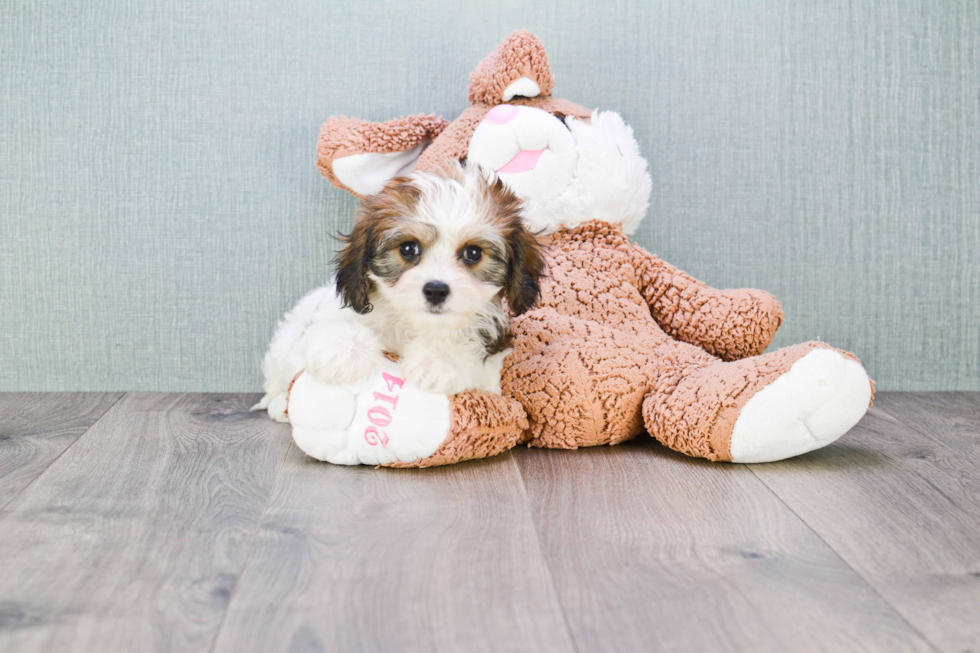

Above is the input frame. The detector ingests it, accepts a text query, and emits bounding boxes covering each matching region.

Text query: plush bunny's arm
[631,244,783,361]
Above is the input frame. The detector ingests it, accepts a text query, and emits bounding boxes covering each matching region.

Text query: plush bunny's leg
[287,358,527,467]
[728,348,872,462]
[643,342,873,463]
[384,391,528,468]
[504,309,678,449]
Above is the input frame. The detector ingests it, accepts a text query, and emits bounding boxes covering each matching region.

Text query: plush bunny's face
[468,104,576,214]
[467,104,651,235]
[317,30,652,235]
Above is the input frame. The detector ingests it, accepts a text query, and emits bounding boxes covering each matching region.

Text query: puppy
[253,163,546,423]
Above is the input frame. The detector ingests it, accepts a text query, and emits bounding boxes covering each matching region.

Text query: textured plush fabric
[384,391,528,468]
[632,244,784,361]
[500,221,871,459]
[467,29,555,104]
[641,341,843,461]
[1,1,978,391]
[317,114,449,197]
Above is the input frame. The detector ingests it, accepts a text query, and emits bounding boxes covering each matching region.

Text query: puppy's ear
[335,177,422,313]
[505,225,546,315]
[334,217,375,314]
[488,176,546,315]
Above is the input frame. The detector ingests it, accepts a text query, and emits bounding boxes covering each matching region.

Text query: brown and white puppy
[253,162,545,422]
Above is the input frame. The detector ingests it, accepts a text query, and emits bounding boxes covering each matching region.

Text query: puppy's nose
[423,281,450,305]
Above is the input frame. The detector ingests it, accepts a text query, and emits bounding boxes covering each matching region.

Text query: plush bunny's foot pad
[287,359,528,467]
[287,360,450,465]
[729,348,872,463]
[644,342,873,463]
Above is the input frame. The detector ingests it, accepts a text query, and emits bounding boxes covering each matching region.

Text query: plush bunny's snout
[468,105,578,215]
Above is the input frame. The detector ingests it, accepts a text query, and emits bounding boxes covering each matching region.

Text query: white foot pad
[287,359,451,466]
[730,349,872,463]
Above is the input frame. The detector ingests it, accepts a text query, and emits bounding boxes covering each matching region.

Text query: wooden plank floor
[0,392,977,652]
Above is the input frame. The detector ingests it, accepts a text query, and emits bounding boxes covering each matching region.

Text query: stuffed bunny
[287,30,873,466]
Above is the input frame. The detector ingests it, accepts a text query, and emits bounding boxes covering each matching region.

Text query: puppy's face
[335,164,544,331]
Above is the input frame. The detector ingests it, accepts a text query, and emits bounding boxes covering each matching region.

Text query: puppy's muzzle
[422,281,450,306]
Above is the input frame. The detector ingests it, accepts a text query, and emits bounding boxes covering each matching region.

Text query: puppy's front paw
[304,322,385,386]
[267,393,290,423]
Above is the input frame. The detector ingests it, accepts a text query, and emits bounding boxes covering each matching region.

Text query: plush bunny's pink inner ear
[468,30,555,105]
[317,114,449,197]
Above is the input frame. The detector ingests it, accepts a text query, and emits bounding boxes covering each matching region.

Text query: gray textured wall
[1,0,978,391]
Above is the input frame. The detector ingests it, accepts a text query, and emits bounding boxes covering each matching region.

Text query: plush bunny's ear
[317,114,449,197]
[468,30,555,105]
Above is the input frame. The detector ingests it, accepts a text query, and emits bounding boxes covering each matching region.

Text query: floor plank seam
[510,451,581,653]
[875,394,977,452]
[867,403,903,425]
[206,440,293,653]
[0,392,127,513]
[746,465,943,653]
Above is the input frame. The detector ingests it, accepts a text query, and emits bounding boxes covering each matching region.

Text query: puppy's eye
[399,241,420,260]
[462,245,483,264]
